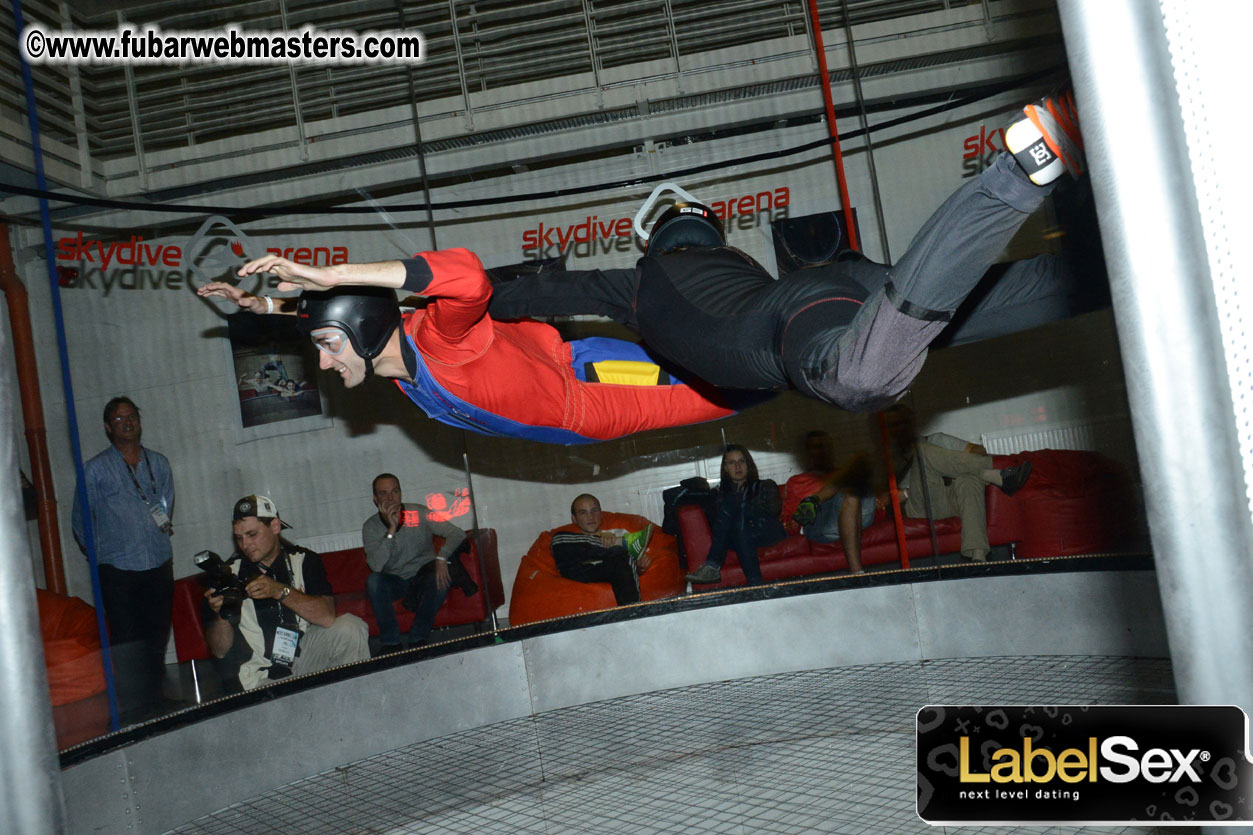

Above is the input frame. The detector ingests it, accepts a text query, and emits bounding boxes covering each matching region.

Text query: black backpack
[661,477,719,569]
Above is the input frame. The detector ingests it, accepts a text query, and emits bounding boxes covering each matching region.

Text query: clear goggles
[310,327,350,356]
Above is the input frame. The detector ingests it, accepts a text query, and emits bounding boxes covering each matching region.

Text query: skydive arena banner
[917,705,1253,825]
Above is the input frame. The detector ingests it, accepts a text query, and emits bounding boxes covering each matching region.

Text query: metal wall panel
[914,570,1170,660]
[522,584,924,713]
[59,568,1169,833]
[62,640,534,835]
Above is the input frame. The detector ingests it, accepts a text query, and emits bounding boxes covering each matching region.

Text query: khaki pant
[290,614,370,678]
[902,442,993,558]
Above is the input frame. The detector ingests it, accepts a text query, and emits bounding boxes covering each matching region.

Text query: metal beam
[1057,0,1253,724]
[0,245,66,835]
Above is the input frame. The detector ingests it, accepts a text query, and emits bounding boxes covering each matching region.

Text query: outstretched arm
[197,282,298,315]
[231,251,637,324]
[200,253,416,311]
[236,255,407,292]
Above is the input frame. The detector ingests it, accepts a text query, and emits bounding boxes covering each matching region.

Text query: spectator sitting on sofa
[685,445,787,586]
[363,473,468,654]
[551,494,655,606]
[879,405,1032,562]
[783,431,876,575]
[203,495,369,691]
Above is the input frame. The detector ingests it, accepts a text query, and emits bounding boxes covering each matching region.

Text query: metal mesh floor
[168,656,1191,835]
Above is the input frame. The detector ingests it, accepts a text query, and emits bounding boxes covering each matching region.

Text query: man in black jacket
[550,494,655,605]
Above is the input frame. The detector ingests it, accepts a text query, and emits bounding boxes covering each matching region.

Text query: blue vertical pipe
[11,0,120,731]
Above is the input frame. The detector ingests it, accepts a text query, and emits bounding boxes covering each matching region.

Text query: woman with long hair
[684,444,786,585]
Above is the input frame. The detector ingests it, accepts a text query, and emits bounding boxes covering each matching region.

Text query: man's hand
[434,560,451,592]
[636,551,652,574]
[245,574,286,601]
[197,281,268,313]
[238,255,337,292]
[875,488,909,512]
[598,531,621,547]
[381,500,402,534]
[203,589,235,658]
[203,587,225,614]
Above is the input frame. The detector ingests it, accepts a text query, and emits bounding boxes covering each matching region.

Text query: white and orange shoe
[1005,87,1085,185]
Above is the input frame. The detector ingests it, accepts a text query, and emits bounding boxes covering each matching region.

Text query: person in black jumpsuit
[489,151,1072,413]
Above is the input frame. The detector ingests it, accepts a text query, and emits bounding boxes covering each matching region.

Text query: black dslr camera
[195,550,247,622]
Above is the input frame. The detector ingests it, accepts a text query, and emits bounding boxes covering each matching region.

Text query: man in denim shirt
[72,396,175,720]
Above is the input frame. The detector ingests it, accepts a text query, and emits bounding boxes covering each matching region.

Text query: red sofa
[171,529,503,689]
[679,449,1136,589]
[509,512,685,626]
[323,529,503,635]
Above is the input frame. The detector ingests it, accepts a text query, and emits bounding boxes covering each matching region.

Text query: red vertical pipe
[878,412,910,569]
[0,223,67,594]
[807,0,859,251]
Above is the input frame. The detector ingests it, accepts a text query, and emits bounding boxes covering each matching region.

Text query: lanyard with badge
[264,554,302,668]
[126,450,173,536]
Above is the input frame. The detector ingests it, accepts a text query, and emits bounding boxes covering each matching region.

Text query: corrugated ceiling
[2,0,968,164]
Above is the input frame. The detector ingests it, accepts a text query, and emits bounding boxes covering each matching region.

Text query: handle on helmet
[185,215,270,316]
[633,182,703,242]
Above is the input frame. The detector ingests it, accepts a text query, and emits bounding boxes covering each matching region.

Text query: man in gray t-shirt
[362,473,467,652]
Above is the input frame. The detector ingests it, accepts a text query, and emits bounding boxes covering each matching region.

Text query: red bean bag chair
[36,588,110,748]
[36,588,107,707]
[509,512,684,626]
[992,449,1137,558]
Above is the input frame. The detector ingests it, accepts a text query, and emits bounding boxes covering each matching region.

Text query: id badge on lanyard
[271,626,300,666]
[129,452,172,535]
[149,503,173,535]
[269,553,301,667]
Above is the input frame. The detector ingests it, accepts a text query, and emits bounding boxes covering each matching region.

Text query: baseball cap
[232,494,293,529]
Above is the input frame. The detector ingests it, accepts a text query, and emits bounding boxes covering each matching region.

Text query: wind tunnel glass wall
[17,167,1148,751]
[0,0,1151,753]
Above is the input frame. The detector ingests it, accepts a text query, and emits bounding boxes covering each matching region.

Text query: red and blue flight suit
[392,248,740,444]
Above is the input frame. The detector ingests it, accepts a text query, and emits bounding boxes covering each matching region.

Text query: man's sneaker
[1005,88,1085,185]
[998,460,1033,496]
[623,523,655,563]
[792,495,821,528]
[685,562,721,584]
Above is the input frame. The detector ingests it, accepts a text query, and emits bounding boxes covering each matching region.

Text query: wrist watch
[279,585,292,601]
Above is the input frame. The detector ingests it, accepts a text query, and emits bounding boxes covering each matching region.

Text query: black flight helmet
[296,287,401,380]
[646,202,725,256]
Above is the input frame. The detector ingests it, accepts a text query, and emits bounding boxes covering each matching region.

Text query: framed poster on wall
[226,312,332,441]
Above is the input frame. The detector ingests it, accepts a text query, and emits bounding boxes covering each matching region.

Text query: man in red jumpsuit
[200,90,1084,442]
[197,247,738,444]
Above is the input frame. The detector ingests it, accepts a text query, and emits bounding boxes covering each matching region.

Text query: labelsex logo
[960,735,1206,785]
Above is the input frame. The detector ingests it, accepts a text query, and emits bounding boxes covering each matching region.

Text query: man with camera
[202,495,369,691]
